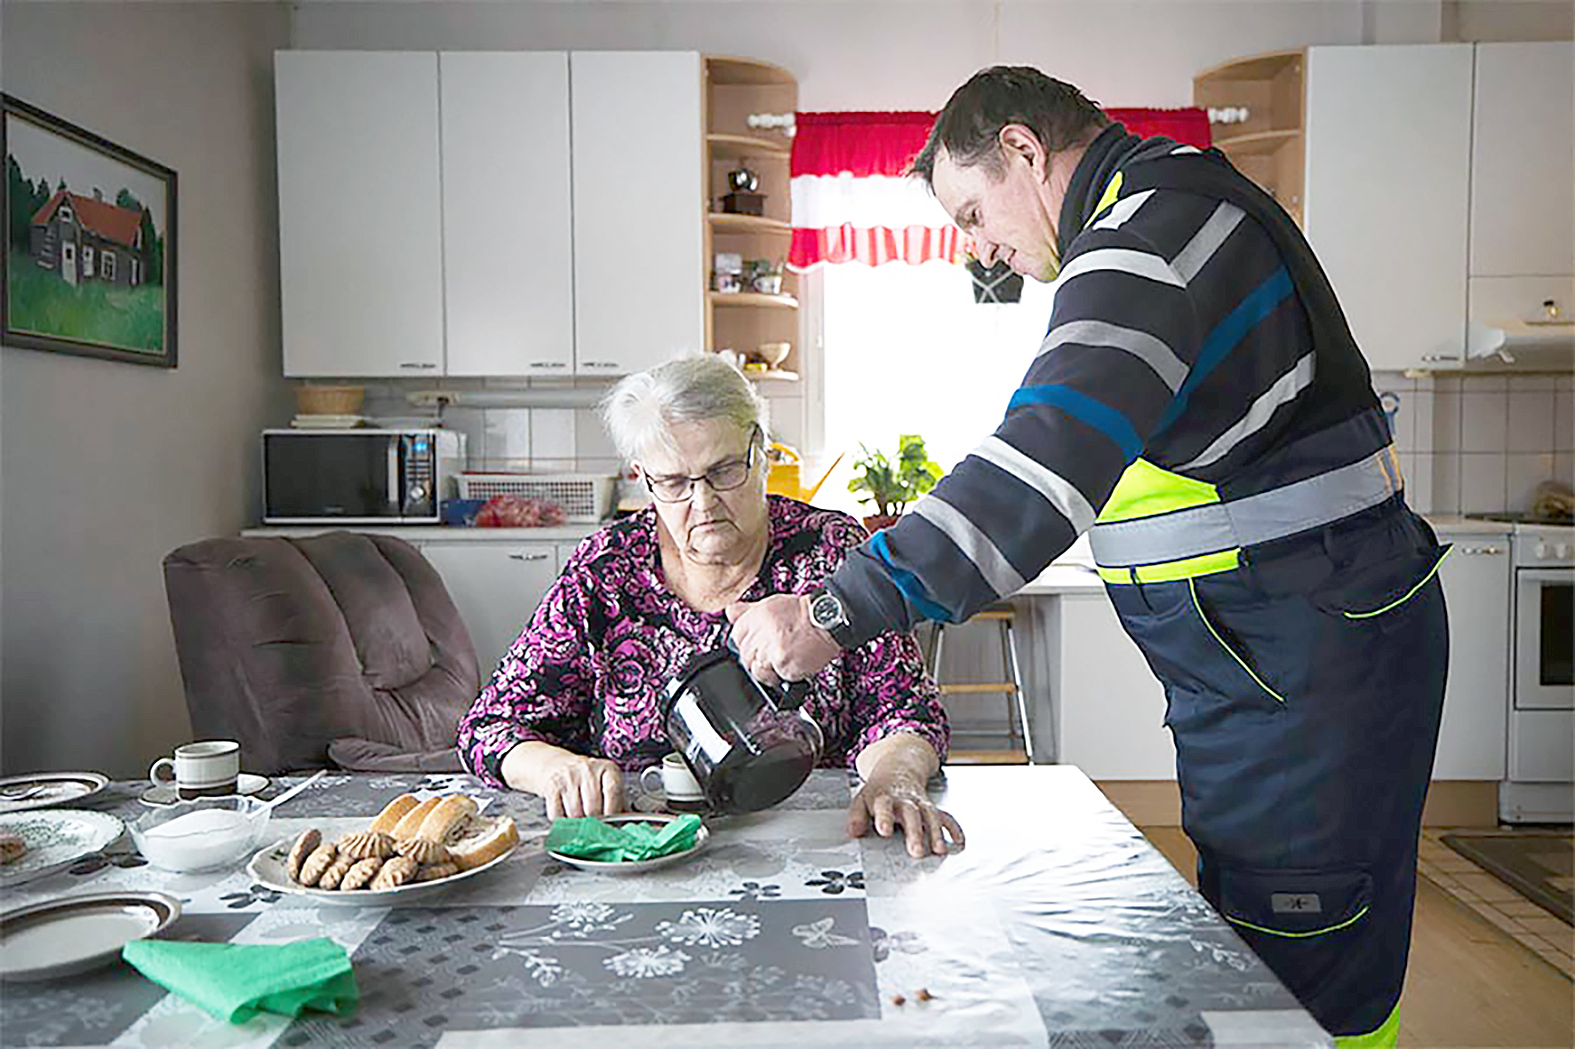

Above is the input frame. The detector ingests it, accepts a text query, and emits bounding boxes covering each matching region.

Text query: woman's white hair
[599,354,770,463]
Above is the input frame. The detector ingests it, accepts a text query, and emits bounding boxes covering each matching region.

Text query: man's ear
[997,124,1048,177]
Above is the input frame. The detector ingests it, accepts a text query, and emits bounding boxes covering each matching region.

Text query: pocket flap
[1218,866,1373,938]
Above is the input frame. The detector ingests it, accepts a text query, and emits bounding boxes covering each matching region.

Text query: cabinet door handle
[1460,545,1504,555]
[399,362,438,370]
[529,361,568,369]
[580,361,621,370]
[508,552,550,562]
[1419,354,1456,363]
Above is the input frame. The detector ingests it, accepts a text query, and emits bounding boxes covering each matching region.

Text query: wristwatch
[807,587,854,647]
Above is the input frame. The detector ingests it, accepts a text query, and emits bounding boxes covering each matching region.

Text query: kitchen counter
[243,523,604,542]
[1425,515,1515,534]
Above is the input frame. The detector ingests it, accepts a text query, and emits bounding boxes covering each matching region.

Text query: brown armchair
[163,531,479,775]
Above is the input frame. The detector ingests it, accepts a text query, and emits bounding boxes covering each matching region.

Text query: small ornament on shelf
[722,164,765,216]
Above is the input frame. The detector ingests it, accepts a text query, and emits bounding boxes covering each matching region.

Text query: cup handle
[149,757,175,787]
[639,766,664,794]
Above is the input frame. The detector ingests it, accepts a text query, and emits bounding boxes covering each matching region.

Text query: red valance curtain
[789,107,1211,269]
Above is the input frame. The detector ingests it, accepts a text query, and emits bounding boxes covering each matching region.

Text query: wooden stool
[928,603,1034,765]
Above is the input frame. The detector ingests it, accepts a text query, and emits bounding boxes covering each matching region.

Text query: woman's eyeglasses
[643,431,760,503]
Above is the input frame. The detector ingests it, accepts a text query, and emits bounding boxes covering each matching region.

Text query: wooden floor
[1140,826,1575,1048]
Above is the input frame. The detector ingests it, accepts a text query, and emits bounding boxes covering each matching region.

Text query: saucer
[139,773,270,808]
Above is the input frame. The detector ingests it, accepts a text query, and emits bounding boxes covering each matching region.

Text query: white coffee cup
[639,753,706,813]
[149,740,241,800]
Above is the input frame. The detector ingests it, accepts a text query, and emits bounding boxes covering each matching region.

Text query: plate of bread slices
[248,793,520,904]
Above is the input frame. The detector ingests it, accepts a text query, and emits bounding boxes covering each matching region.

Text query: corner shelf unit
[1193,50,1305,227]
[703,56,800,379]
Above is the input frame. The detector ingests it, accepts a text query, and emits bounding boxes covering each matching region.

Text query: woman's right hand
[501,742,625,818]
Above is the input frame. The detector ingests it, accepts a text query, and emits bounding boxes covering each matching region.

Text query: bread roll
[415,795,479,844]
[448,815,519,871]
[368,794,421,835]
[0,832,26,865]
[392,797,443,840]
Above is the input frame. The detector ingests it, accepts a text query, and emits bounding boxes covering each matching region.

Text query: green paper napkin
[122,938,359,1024]
[546,815,702,862]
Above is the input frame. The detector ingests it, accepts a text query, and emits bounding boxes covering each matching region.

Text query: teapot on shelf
[765,444,842,504]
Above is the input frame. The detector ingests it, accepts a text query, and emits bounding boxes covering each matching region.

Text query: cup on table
[148,740,241,801]
[639,753,707,814]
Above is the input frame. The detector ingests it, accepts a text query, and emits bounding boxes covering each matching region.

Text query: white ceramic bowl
[129,796,271,873]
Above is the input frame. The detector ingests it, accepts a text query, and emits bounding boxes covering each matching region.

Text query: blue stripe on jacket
[1158,266,1293,431]
[869,531,958,623]
[1006,384,1144,463]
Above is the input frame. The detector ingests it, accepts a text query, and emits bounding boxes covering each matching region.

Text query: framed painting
[2,94,177,368]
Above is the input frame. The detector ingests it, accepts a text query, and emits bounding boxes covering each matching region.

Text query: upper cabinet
[275,49,705,379]
[440,52,574,377]
[276,52,446,377]
[1196,42,1574,373]
[571,52,705,376]
[1304,44,1475,372]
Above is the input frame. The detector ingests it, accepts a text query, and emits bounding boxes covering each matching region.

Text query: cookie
[336,831,395,861]
[339,856,385,891]
[395,838,451,866]
[316,856,355,890]
[296,843,339,886]
[370,855,418,890]
[287,829,322,881]
[415,862,460,882]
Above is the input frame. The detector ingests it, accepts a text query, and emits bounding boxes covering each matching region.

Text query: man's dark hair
[911,66,1110,184]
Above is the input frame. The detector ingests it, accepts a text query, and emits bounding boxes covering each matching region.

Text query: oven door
[264,432,407,522]
[1515,568,1575,711]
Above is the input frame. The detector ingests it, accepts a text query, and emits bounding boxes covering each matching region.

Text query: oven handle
[1517,568,1573,584]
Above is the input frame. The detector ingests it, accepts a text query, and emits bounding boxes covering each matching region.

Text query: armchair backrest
[163,531,479,774]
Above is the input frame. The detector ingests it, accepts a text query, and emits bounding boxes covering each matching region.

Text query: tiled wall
[1376,370,1575,515]
[358,381,805,482]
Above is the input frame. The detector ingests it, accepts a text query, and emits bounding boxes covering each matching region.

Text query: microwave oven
[262,428,466,524]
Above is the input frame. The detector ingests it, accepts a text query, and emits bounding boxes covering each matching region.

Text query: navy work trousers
[1106,501,1448,1039]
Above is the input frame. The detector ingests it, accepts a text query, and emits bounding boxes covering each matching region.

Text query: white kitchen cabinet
[1055,594,1175,780]
[1469,42,1575,281]
[418,542,561,678]
[1304,44,1475,371]
[440,52,575,377]
[1432,534,1510,780]
[276,52,445,377]
[570,52,704,375]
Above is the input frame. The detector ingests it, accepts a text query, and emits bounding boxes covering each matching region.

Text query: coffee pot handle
[724,637,812,710]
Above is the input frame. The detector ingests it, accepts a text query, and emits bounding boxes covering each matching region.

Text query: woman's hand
[501,742,625,819]
[849,733,964,859]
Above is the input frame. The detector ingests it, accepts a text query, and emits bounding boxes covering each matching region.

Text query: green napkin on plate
[546,815,702,862]
[122,937,359,1024]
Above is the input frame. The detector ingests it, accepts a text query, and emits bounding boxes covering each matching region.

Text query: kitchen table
[0,767,1331,1048]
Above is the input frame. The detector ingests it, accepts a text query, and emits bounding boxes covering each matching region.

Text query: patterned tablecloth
[0,766,1331,1048]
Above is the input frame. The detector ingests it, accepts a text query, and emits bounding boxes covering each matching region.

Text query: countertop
[244,523,604,542]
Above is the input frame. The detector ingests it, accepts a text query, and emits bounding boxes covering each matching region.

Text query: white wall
[1,2,294,777]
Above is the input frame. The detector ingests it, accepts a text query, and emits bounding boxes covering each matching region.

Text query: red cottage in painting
[28,188,149,288]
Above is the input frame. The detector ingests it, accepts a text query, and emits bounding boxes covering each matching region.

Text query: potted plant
[847,434,943,534]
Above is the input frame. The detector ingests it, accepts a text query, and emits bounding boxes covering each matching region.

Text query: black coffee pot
[660,645,823,814]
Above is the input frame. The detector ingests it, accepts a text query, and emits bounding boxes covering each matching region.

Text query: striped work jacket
[827,123,1388,644]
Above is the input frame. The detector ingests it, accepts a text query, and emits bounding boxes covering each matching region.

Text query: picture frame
[2,94,177,368]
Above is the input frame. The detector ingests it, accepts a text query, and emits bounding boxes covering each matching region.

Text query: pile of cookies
[284,793,518,892]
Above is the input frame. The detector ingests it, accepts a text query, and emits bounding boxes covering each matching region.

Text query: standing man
[729,66,1448,1048]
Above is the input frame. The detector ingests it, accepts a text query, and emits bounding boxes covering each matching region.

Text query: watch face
[810,593,844,630]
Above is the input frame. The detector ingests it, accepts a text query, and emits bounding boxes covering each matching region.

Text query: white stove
[1465,514,1574,822]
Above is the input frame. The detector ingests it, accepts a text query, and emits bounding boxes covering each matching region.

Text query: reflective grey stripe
[1178,352,1315,470]
[911,495,1026,597]
[1089,189,1155,232]
[970,435,1097,533]
[1089,446,1404,568]
[1035,319,1188,392]
[1055,247,1185,289]
[1172,201,1244,284]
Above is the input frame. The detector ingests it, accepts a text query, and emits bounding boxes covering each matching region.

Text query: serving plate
[0,810,125,888]
[0,772,110,814]
[0,891,180,981]
[247,835,518,905]
[546,813,710,874]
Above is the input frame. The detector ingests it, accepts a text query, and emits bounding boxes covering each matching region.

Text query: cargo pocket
[1217,865,1373,1002]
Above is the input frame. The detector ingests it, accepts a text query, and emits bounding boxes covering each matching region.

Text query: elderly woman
[457,356,961,857]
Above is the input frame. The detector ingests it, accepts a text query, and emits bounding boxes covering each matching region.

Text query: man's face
[931,129,1064,282]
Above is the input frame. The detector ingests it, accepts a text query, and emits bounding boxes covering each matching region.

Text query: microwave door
[265,432,403,520]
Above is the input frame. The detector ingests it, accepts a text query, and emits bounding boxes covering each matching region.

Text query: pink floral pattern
[457,497,948,786]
